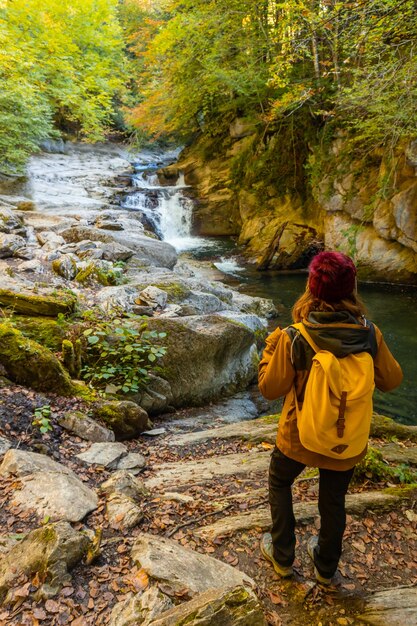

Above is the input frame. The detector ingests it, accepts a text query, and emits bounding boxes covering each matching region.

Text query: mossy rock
[371,413,417,442]
[0,288,76,317]
[75,262,122,287]
[92,401,152,440]
[0,323,77,395]
[12,316,68,351]
[0,522,90,603]
[153,282,191,302]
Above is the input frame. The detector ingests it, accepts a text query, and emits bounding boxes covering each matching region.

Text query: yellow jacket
[258,312,403,470]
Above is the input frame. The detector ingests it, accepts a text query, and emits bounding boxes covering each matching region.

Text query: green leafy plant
[353,447,417,485]
[32,405,53,434]
[81,316,167,394]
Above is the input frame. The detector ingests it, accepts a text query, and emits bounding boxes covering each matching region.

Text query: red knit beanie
[308,251,357,302]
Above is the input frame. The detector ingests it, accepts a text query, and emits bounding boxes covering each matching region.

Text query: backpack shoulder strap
[291,322,320,353]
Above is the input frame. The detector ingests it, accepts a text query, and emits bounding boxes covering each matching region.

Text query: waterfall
[122,161,215,252]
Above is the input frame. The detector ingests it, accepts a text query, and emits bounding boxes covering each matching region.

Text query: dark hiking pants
[268,446,354,579]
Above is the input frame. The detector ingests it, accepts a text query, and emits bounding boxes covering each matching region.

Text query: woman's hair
[292,283,367,322]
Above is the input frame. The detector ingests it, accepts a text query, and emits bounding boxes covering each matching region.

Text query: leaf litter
[0,382,416,625]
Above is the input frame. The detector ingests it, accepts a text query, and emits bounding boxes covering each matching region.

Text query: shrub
[81,315,166,394]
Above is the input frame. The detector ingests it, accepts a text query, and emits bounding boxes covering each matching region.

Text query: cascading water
[122,159,216,252]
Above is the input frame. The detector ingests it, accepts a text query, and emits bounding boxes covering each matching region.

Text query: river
[124,154,417,426]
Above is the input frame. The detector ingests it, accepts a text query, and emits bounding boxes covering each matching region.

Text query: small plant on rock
[353,447,417,485]
[81,315,167,394]
[32,405,53,434]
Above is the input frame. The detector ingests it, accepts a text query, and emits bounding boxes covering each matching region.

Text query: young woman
[258,251,403,585]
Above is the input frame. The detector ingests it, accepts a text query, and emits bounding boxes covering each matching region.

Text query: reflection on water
[231,269,417,426]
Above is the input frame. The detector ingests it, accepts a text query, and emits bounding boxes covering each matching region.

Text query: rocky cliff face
[175,124,417,284]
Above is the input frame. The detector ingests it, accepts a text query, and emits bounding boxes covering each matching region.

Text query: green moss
[92,401,150,439]
[62,339,81,378]
[153,282,191,302]
[12,316,68,351]
[0,289,77,317]
[384,484,417,497]
[70,381,97,401]
[261,414,280,424]
[0,322,77,395]
[75,262,123,287]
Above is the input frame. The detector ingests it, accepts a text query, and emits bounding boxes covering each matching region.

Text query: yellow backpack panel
[291,322,375,460]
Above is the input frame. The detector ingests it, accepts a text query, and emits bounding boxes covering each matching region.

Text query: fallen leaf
[268,590,284,605]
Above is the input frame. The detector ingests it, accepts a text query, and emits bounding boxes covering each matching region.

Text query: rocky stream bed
[0,144,416,625]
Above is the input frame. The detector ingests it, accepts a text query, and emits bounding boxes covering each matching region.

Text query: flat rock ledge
[144,450,271,490]
[0,449,98,522]
[195,486,417,541]
[167,416,278,447]
[131,533,255,597]
[359,585,417,625]
[149,586,267,626]
[167,413,417,448]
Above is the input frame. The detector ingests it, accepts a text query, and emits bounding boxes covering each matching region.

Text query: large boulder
[0,324,77,395]
[11,316,68,351]
[146,316,258,406]
[325,214,417,283]
[0,522,90,603]
[60,226,177,269]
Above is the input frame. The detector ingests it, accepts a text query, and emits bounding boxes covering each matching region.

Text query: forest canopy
[0,0,129,172]
[1,0,416,173]
[131,0,417,151]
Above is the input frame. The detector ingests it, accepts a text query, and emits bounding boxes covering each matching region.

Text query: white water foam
[213,257,245,276]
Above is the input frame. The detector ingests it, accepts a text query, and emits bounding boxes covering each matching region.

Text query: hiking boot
[307,536,332,585]
[260,533,293,578]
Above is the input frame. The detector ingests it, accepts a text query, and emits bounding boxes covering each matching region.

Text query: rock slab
[359,586,417,625]
[131,534,255,596]
[76,442,127,468]
[58,410,116,443]
[109,586,173,626]
[148,586,267,626]
[1,449,98,522]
